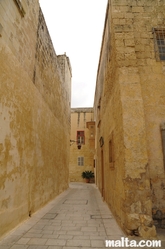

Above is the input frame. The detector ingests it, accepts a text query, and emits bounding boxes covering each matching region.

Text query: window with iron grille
[153,28,165,61]
[78,157,84,166]
[77,131,85,144]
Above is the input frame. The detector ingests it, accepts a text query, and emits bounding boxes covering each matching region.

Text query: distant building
[0,0,71,238]
[94,0,165,237]
[69,108,95,182]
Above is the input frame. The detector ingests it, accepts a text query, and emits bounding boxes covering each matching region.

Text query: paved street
[0,183,124,249]
[0,182,164,249]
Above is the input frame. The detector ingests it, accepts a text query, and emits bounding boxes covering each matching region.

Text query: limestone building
[94,0,165,237]
[0,0,71,237]
[69,108,95,182]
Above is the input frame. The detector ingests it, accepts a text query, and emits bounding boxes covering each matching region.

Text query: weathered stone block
[125,213,141,230]
[135,44,145,52]
[136,0,145,6]
[132,6,144,13]
[115,39,124,47]
[138,225,157,238]
[125,52,136,60]
[112,0,128,6]
[119,19,126,25]
[125,13,134,19]
[115,33,124,39]
[113,18,121,25]
[119,6,132,12]
[124,38,135,47]
[113,12,124,19]
[125,32,134,39]
[116,52,125,61]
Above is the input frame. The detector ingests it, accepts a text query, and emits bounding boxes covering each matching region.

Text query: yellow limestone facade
[69,108,95,182]
[0,0,71,237]
[94,0,165,237]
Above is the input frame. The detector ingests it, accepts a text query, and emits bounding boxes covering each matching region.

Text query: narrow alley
[1,0,165,245]
[1,183,165,249]
[0,183,125,249]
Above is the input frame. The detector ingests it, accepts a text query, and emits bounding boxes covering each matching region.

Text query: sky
[39,0,107,108]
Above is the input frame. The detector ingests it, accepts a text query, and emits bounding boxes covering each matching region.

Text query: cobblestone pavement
[0,183,164,249]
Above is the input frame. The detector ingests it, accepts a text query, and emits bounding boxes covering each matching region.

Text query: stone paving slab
[0,183,165,249]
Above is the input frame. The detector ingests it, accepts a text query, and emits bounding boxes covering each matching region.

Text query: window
[78,157,84,166]
[153,28,165,61]
[109,140,113,163]
[160,122,165,170]
[77,131,85,144]
[109,132,114,168]
[0,24,3,38]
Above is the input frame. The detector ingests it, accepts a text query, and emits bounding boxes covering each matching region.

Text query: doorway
[101,149,105,199]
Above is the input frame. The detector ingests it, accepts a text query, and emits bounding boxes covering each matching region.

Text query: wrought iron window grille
[152,28,165,61]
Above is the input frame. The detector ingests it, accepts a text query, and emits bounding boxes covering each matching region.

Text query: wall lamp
[70,140,82,149]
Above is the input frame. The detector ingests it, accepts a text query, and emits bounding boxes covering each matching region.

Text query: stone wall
[33,9,71,127]
[57,53,72,109]
[0,0,71,237]
[94,0,165,237]
[69,108,95,182]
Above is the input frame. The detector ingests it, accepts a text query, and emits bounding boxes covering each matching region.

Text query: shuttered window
[78,157,84,166]
[77,131,85,145]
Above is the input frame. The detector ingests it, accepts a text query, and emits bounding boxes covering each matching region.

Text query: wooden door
[101,149,105,199]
